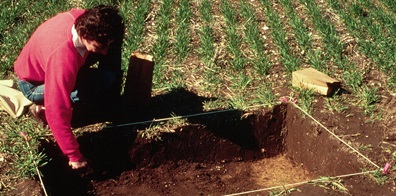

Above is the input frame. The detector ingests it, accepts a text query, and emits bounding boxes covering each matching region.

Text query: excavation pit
[38,103,365,195]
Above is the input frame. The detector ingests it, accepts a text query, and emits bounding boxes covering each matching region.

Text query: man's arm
[45,50,84,163]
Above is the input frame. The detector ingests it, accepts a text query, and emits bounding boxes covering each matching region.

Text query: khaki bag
[0,80,32,118]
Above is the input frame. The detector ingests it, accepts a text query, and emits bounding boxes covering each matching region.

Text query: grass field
[1,0,396,194]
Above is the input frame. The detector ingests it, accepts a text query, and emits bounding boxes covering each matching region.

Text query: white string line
[104,108,239,128]
[223,170,377,196]
[21,134,48,196]
[105,101,383,195]
[106,102,381,168]
[103,102,270,129]
[106,101,381,169]
[105,103,269,129]
[290,102,381,169]
[102,99,384,196]
[224,101,382,196]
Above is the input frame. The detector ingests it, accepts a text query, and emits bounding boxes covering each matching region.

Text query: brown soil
[9,91,396,195]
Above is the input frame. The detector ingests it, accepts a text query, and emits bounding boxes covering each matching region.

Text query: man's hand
[68,160,88,169]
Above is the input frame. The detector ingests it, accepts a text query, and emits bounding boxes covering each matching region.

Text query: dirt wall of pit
[284,103,363,177]
[128,104,288,169]
[128,103,364,177]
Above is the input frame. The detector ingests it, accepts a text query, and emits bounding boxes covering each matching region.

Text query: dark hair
[75,5,125,46]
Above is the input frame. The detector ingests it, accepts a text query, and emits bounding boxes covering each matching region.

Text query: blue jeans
[17,80,45,105]
[17,68,117,105]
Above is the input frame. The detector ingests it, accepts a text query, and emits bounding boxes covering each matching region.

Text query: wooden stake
[123,52,154,109]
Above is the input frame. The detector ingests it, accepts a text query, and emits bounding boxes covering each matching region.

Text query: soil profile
[23,103,377,196]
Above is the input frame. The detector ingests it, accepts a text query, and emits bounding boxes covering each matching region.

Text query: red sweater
[14,9,88,162]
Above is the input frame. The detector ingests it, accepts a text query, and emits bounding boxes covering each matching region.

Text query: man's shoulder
[49,9,85,22]
[68,8,86,19]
